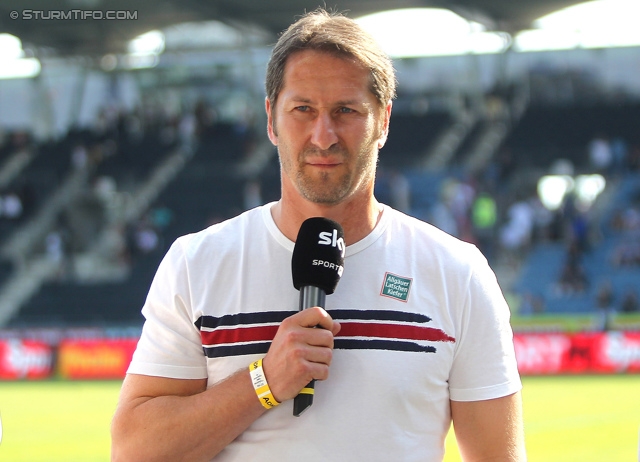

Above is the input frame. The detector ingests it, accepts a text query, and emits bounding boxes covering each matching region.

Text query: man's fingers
[295,306,335,330]
[261,308,340,401]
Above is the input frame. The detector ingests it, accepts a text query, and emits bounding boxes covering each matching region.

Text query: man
[111,9,526,461]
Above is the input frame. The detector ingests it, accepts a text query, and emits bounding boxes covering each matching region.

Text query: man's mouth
[307,159,341,167]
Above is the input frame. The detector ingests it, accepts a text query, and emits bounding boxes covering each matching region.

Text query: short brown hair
[265,8,396,111]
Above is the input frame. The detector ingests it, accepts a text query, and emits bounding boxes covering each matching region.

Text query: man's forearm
[111,369,267,462]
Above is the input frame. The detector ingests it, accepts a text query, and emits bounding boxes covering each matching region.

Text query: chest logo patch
[381,272,412,302]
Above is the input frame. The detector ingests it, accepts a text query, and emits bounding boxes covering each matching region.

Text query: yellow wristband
[249,358,280,409]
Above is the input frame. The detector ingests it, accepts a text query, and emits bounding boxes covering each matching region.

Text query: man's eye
[295,106,309,112]
[338,107,354,113]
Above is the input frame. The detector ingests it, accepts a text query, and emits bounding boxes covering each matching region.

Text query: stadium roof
[0,0,586,57]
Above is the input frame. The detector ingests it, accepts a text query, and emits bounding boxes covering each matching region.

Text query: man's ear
[265,98,278,145]
[377,101,392,149]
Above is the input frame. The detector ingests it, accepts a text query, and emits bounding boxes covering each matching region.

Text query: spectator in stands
[178,110,197,148]
[45,216,74,279]
[529,194,554,243]
[517,291,545,315]
[45,230,64,264]
[621,289,639,313]
[612,205,640,233]
[556,241,589,295]
[595,280,615,312]
[429,178,465,238]
[595,280,616,331]
[71,144,88,170]
[149,206,174,230]
[587,133,613,174]
[471,191,497,261]
[128,217,161,257]
[611,239,640,267]
[610,136,629,176]
[111,9,525,462]
[1,191,23,220]
[448,177,475,241]
[610,204,640,267]
[387,169,411,214]
[194,98,217,139]
[499,197,534,259]
[569,208,591,254]
[429,194,458,237]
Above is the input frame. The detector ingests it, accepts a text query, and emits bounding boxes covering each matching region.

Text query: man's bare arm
[111,371,263,462]
[111,307,341,462]
[450,391,526,461]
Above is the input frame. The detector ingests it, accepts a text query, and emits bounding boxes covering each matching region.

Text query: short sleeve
[127,237,208,379]
[448,249,522,401]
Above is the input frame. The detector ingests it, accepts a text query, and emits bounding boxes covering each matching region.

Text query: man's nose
[309,112,339,151]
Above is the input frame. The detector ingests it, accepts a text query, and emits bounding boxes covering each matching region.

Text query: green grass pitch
[445,374,640,461]
[0,375,638,461]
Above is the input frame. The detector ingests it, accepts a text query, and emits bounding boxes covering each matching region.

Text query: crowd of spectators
[377,123,640,318]
[0,96,262,285]
[2,94,640,321]
[588,133,640,177]
[610,203,640,267]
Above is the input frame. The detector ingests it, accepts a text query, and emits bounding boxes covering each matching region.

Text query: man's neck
[270,193,382,246]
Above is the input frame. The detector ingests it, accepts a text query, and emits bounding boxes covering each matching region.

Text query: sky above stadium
[355,0,640,57]
[1,0,640,78]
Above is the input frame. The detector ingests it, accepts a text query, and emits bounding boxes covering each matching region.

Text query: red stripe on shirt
[337,322,455,342]
[201,325,279,346]
[201,322,454,346]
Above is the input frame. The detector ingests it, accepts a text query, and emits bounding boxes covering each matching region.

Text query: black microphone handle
[293,285,326,417]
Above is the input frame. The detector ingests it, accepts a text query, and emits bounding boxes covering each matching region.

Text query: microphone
[291,217,345,416]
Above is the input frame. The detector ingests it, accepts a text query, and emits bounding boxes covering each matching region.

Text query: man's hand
[262,307,341,402]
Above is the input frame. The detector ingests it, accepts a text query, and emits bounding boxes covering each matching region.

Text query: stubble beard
[281,143,378,206]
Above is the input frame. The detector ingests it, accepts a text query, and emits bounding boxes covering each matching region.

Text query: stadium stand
[503,103,640,172]
[5,97,640,327]
[0,51,639,328]
[378,109,452,169]
[3,112,254,327]
[512,164,640,315]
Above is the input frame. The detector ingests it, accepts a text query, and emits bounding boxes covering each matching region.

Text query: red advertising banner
[598,331,640,373]
[512,333,572,374]
[0,339,53,380]
[57,339,138,379]
[514,332,640,375]
[2,331,639,381]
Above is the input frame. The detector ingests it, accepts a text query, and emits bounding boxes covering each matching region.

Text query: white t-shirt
[129,203,521,461]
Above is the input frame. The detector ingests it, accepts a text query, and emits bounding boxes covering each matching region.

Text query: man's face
[266,50,391,206]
